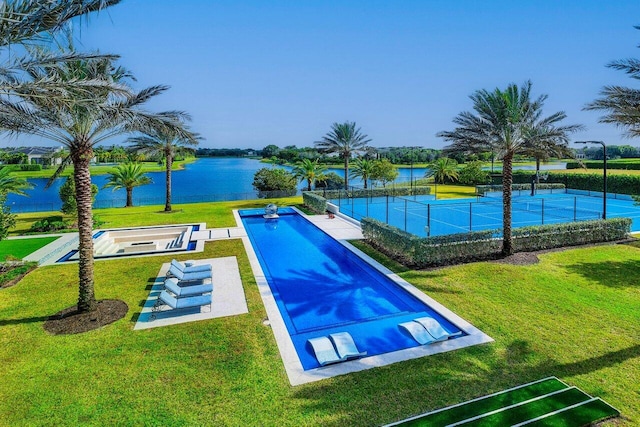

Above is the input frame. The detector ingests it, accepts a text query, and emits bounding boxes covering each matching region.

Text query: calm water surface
[7,158,564,212]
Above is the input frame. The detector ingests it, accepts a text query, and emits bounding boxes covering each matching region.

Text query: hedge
[0,164,42,171]
[566,160,640,170]
[310,186,431,200]
[302,192,328,214]
[512,218,631,252]
[491,170,640,196]
[361,216,631,268]
[476,183,565,196]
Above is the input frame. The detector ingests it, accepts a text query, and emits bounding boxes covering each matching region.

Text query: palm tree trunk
[72,147,96,313]
[307,179,312,191]
[343,157,349,190]
[502,152,514,256]
[535,158,541,184]
[126,188,133,207]
[165,154,172,212]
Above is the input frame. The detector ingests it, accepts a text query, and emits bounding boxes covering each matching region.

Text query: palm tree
[0,50,197,313]
[292,158,326,191]
[438,80,582,256]
[127,126,200,212]
[349,158,375,189]
[315,121,371,190]
[0,168,33,196]
[426,158,459,184]
[103,163,151,207]
[585,26,640,137]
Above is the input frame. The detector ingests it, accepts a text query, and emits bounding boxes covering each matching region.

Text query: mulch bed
[43,299,128,335]
[492,252,541,265]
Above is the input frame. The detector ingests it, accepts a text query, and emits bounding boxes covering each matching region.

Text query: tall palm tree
[0,50,197,313]
[585,25,640,137]
[0,167,33,196]
[426,158,459,184]
[127,126,200,212]
[292,158,326,191]
[349,158,375,189]
[103,162,151,207]
[438,81,582,256]
[315,121,371,190]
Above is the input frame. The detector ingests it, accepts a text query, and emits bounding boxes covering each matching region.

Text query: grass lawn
[0,236,59,261]
[0,200,638,425]
[8,158,195,179]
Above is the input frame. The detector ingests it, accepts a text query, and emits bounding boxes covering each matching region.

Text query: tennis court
[329,189,640,237]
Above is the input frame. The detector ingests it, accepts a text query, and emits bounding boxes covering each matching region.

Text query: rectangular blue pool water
[240,207,464,370]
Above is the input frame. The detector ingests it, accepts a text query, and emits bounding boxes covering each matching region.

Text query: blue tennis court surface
[330,189,640,237]
[240,208,468,370]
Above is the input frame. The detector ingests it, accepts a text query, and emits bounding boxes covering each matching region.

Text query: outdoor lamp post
[575,140,607,219]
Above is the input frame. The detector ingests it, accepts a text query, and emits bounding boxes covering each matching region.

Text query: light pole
[575,140,607,219]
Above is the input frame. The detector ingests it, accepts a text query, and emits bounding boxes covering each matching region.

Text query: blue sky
[11,1,640,149]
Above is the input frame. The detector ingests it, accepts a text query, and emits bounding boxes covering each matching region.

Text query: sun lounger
[399,321,436,345]
[309,332,366,366]
[308,336,345,366]
[330,332,367,360]
[164,278,213,297]
[400,316,462,345]
[414,317,452,342]
[170,259,212,274]
[167,264,212,282]
[152,290,212,317]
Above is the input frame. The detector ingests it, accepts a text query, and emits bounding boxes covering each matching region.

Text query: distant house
[4,146,64,165]
[245,149,257,157]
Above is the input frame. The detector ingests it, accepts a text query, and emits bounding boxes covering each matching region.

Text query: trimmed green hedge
[361,217,631,268]
[566,160,640,170]
[512,218,631,252]
[302,192,328,214]
[310,186,431,200]
[476,183,565,196]
[492,171,640,196]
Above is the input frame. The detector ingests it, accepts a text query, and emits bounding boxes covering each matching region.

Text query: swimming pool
[240,207,491,378]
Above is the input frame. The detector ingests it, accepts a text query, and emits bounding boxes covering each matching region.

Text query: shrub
[492,171,640,196]
[316,172,344,190]
[30,216,69,232]
[0,193,16,240]
[252,168,297,198]
[566,160,640,170]
[302,192,327,214]
[311,186,431,200]
[476,183,565,196]
[458,161,490,185]
[17,164,42,171]
[361,216,631,268]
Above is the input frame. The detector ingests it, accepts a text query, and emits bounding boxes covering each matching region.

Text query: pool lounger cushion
[167,264,212,282]
[155,290,211,311]
[400,317,462,345]
[171,259,212,274]
[164,278,212,297]
[308,332,366,366]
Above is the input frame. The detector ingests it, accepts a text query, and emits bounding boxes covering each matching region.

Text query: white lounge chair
[151,290,212,320]
[330,332,367,360]
[399,321,436,345]
[308,332,366,366]
[170,259,212,274]
[308,336,344,366]
[400,316,462,345]
[414,317,452,342]
[167,264,212,282]
[164,278,213,297]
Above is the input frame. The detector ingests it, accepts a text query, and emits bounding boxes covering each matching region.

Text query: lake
[6,157,563,213]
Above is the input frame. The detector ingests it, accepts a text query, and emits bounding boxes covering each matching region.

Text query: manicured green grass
[0,236,59,261]
[8,158,194,179]
[1,203,638,425]
[11,196,303,234]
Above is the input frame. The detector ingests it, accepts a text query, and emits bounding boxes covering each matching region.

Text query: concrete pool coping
[234,207,494,386]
